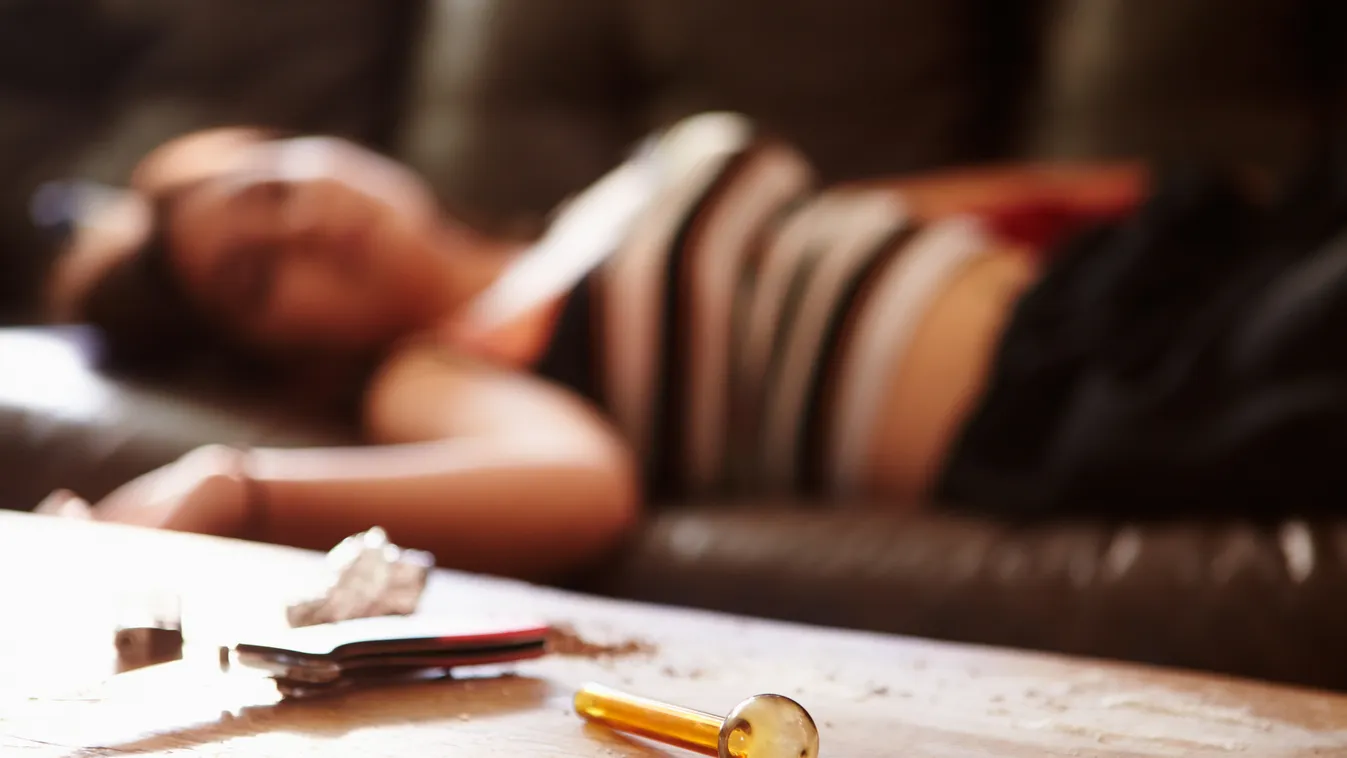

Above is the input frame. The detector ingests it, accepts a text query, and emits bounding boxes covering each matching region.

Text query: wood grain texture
[1,512,1344,757]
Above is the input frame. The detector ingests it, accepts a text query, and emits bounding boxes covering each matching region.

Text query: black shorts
[936,160,1347,520]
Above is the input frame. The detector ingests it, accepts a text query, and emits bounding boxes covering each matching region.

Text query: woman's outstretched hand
[34,489,95,519]
[41,445,253,537]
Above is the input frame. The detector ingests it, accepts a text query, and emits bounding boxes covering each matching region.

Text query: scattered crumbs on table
[869,685,890,697]
[547,624,657,659]
[655,666,705,680]
[824,721,835,729]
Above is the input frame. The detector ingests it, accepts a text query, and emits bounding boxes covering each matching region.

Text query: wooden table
[1,512,1344,757]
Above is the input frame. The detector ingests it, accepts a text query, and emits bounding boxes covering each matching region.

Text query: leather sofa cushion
[66,0,420,187]
[592,505,1347,691]
[0,1,153,320]
[1024,0,1334,171]
[397,0,1344,233]
[0,328,359,508]
[397,0,643,237]
[397,0,1021,234]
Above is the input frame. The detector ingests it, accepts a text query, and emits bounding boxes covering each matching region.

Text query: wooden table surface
[0,512,1344,757]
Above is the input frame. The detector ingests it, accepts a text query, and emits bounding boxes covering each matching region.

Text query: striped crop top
[520,114,991,499]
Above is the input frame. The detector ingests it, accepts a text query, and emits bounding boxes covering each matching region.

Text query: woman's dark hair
[34,182,242,370]
[34,180,381,414]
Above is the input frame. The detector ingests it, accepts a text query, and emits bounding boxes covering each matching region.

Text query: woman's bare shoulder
[361,338,501,444]
[363,334,629,456]
[368,334,490,392]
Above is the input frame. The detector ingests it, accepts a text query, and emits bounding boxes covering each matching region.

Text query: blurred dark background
[5,0,1346,319]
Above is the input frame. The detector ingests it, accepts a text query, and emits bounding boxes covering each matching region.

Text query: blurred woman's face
[159,136,449,352]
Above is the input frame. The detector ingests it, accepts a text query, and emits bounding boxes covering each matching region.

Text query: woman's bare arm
[242,344,640,580]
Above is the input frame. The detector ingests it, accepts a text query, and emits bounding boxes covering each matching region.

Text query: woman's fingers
[34,489,94,519]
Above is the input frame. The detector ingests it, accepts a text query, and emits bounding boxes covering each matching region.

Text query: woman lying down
[36,113,1347,580]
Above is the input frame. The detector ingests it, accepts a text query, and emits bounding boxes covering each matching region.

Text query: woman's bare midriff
[860,239,1040,502]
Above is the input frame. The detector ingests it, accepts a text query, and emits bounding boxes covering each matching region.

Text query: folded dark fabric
[939,157,1347,519]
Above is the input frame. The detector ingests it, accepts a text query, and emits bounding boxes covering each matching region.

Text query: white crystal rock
[286,527,435,628]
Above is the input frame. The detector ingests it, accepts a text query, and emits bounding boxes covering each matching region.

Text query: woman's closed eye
[261,180,292,203]
[209,181,293,310]
[245,179,295,219]
[222,243,277,311]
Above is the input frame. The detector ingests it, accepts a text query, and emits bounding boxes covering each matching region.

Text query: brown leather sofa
[4,0,1347,691]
